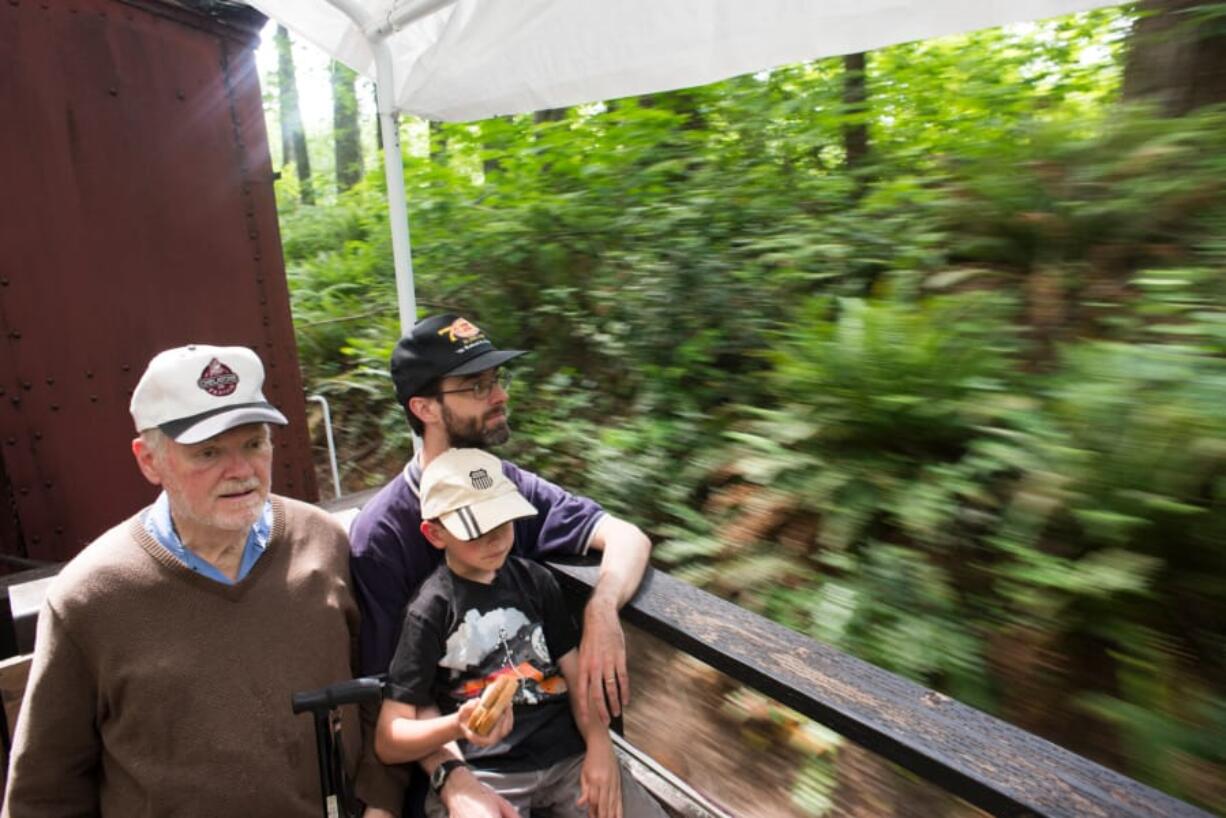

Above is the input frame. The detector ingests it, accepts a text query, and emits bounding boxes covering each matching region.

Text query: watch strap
[431,758,468,793]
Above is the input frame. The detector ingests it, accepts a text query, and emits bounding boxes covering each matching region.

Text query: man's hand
[577,598,629,724]
[440,766,520,818]
[456,697,514,747]
[577,733,622,818]
[580,514,650,724]
[360,809,397,818]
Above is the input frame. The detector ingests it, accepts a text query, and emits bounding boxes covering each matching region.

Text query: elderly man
[350,315,653,818]
[2,344,382,817]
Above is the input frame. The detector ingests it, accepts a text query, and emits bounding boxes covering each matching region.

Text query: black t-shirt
[386,556,586,772]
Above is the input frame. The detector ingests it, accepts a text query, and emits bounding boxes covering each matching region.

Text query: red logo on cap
[197,358,239,396]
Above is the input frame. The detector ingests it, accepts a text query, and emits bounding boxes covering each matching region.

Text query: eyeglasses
[437,369,513,401]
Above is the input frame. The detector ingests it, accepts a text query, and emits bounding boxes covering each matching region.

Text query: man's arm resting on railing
[579,514,652,724]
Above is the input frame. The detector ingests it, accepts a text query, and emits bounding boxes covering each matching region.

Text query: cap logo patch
[469,468,493,490]
[436,318,483,348]
[197,358,239,396]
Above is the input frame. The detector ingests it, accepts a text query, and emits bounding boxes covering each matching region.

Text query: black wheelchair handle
[291,677,383,715]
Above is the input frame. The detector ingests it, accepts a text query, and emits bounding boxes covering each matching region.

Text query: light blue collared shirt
[143,491,272,584]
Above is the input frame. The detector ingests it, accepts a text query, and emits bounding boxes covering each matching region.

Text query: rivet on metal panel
[9,396,19,406]
[252,252,261,261]
[31,536,39,544]
[108,87,119,97]
[50,403,59,411]
[121,364,130,372]
[43,480,52,489]
[9,330,21,339]
[33,432,42,440]
[176,90,186,101]
[5,437,14,445]
[0,386,4,395]
[85,370,93,379]
[90,395,98,403]
[21,380,31,390]
[0,277,8,286]
[18,487,27,496]
[55,526,64,535]
[45,376,54,385]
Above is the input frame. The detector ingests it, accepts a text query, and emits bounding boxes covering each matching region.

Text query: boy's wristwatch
[430,759,469,793]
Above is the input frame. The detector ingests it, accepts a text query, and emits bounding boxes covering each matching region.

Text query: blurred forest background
[261,2,1226,814]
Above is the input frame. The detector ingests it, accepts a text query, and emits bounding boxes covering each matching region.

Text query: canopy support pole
[373,42,417,334]
[322,0,417,333]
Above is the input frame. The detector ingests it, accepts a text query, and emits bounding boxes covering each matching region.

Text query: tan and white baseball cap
[420,449,538,541]
[130,345,288,444]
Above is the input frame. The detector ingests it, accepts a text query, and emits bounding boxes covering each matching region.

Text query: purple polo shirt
[349,454,606,676]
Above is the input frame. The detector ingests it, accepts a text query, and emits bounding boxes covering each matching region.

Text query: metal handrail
[307,395,342,500]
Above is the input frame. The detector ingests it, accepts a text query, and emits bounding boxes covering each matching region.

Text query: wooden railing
[548,561,1212,818]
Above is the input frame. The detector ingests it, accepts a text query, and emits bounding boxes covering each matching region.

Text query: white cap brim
[164,404,289,444]
[438,491,538,541]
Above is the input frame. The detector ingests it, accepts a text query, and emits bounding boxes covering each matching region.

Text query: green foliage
[271,7,1226,810]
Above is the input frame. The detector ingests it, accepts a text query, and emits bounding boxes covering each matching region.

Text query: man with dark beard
[350,315,652,818]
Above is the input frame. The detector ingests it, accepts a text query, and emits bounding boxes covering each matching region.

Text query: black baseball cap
[390,314,526,404]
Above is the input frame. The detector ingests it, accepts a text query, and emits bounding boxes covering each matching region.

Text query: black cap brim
[444,349,527,378]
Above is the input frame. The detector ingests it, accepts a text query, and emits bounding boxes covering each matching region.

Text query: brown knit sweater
[1,496,367,818]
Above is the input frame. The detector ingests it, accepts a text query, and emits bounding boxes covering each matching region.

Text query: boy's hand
[440,766,521,818]
[457,698,514,747]
[577,733,622,818]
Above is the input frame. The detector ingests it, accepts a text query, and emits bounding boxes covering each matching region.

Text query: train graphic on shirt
[439,606,568,705]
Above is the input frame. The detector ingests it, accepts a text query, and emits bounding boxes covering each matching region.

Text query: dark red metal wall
[0,0,319,564]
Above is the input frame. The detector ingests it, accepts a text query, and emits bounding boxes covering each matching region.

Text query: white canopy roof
[249,0,1123,122]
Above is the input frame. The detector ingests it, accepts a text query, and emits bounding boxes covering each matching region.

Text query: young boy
[375,448,666,818]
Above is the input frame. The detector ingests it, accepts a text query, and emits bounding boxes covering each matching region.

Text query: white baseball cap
[130,345,288,444]
[420,449,537,541]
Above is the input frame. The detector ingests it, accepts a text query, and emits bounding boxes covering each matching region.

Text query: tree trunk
[842,52,869,169]
[331,62,363,191]
[533,108,567,124]
[1122,0,1226,115]
[372,85,384,153]
[429,120,447,163]
[483,115,514,177]
[276,25,314,204]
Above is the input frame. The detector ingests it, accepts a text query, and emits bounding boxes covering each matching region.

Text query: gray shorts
[425,752,668,818]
